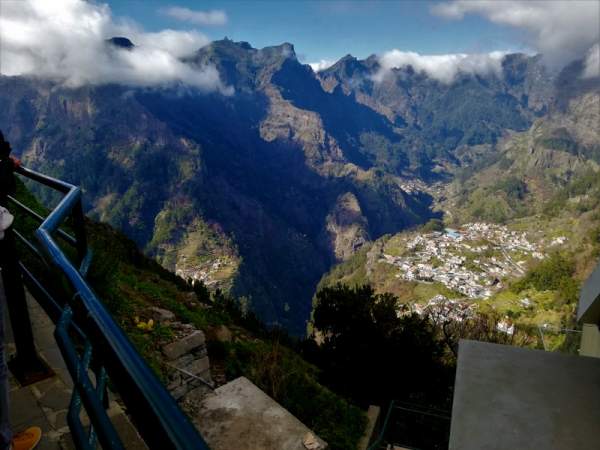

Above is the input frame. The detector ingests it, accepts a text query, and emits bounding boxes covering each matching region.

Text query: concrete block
[193,377,327,450]
[162,330,206,360]
[580,323,600,357]
[149,307,175,322]
[357,405,380,450]
[450,340,600,450]
[183,356,210,376]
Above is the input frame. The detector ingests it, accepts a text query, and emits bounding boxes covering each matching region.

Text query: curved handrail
[15,166,209,449]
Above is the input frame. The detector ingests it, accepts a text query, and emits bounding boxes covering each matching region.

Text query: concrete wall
[357,405,381,450]
[580,323,600,358]
[578,261,600,322]
[450,340,600,450]
[192,377,327,450]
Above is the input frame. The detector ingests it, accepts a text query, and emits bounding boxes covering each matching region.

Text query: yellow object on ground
[12,426,42,450]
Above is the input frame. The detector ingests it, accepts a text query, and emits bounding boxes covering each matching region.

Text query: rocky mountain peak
[257,42,297,64]
[106,36,135,50]
[322,54,368,78]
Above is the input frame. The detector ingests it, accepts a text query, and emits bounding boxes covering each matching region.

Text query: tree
[422,218,445,233]
[192,279,211,304]
[512,252,575,293]
[310,284,450,408]
[425,298,533,359]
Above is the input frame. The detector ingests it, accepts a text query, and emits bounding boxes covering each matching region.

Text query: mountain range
[1,38,594,334]
[318,60,599,349]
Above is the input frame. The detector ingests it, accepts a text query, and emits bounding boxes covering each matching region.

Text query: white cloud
[582,43,600,79]
[432,1,600,69]
[373,50,507,84]
[132,29,212,58]
[0,0,232,94]
[161,6,227,26]
[309,59,336,72]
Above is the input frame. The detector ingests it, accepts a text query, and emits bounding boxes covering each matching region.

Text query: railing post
[71,200,88,266]
[0,227,53,385]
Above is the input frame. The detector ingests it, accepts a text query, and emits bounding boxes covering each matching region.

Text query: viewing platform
[1,278,147,450]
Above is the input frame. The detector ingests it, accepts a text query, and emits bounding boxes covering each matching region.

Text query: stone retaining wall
[150,307,213,401]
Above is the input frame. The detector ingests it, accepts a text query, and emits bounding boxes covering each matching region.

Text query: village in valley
[378,222,568,332]
[175,256,239,291]
[377,222,570,334]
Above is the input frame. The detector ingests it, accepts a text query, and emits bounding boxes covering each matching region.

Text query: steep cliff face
[324,192,370,262]
[317,52,553,171]
[445,64,600,224]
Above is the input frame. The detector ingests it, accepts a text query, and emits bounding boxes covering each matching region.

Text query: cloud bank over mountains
[1,0,596,92]
[583,44,600,80]
[309,59,336,72]
[433,0,600,77]
[0,0,232,93]
[370,0,599,84]
[373,50,508,84]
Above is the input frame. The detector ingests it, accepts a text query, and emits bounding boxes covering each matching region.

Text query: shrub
[494,176,527,202]
[422,218,445,232]
[225,339,366,450]
[512,253,577,299]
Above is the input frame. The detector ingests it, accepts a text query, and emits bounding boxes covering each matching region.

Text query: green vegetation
[306,283,538,448]
[543,168,600,218]
[536,127,579,155]
[359,131,407,172]
[225,338,366,450]
[317,243,372,289]
[468,189,512,223]
[494,176,528,203]
[591,225,600,258]
[13,182,366,450]
[308,284,451,448]
[422,218,445,232]
[511,253,578,306]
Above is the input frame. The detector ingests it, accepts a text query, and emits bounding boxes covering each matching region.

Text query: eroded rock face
[325,192,369,261]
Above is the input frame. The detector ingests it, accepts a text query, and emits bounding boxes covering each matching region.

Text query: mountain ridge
[1,38,583,334]
[318,73,599,342]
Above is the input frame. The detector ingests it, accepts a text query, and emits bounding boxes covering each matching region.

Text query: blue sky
[2,1,596,88]
[105,0,526,64]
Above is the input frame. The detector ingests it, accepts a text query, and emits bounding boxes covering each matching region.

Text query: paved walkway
[1,276,146,449]
[2,275,74,449]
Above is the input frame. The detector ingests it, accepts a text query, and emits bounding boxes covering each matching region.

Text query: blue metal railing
[8,166,209,449]
[367,400,450,450]
[367,400,395,450]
